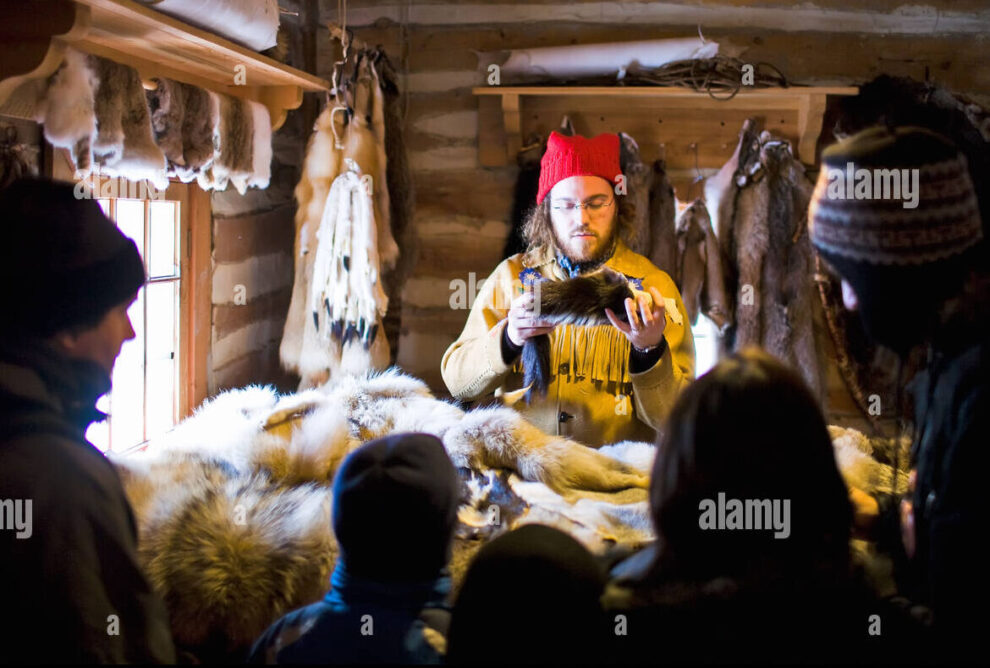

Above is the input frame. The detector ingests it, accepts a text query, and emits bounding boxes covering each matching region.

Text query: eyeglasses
[549,197,615,214]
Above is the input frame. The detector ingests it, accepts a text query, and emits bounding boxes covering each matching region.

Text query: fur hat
[331,433,460,581]
[537,132,622,204]
[0,179,145,338]
[808,126,983,353]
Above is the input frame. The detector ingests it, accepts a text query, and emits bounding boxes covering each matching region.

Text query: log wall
[297,0,989,432]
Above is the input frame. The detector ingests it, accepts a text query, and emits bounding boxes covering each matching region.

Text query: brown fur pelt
[647,159,677,277]
[146,77,185,169]
[202,94,255,194]
[618,132,652,256]
[146,78,220,183]
[675,199,730,330]
[710,121,824,400]
[88,54,168,189]
[111,369,651,660]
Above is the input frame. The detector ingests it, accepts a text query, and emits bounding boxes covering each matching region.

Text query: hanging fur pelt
[675,198,731,330]
[36,47,97,176]
[342,57,399,270]
[710,121,824,401]
[38,48,168,187]
[371,50,417,362]
[281,105,344,383]
[308,162,390,374]
[618,132,652,255]
[146,77,220,183]
[646,159,677,277]
[521,267,684,400]
[88,54,168,189]
[199,94,255,194]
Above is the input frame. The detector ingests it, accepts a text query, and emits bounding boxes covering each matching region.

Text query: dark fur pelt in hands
[523,268,639,400]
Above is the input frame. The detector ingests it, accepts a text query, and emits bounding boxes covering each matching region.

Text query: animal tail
[522,334,552,402]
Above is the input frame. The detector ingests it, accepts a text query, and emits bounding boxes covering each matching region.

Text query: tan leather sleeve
[630,271,696,431]
[440,260,520,400]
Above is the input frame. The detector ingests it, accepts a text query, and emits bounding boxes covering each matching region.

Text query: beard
[552,222,617,265]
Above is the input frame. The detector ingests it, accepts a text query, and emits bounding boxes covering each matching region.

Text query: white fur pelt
[282,106,344,384]
[108,369,912,660]
[36,47,98,176]
[110,369,649,658]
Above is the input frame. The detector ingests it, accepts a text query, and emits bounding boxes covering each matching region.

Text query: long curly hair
[521,192,638,254]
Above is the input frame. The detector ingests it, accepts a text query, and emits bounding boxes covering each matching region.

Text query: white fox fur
[36,47,98,176]
[109,370,901,660]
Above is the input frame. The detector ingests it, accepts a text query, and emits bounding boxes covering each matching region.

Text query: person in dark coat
[248,433,461,665]
[603,349,927,664]
[0,179,175,663]
[446,524,609,666]
[808,125,987,659]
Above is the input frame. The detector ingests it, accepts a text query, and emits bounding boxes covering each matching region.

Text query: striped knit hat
[808,126,983,354]
[808,126,982,265]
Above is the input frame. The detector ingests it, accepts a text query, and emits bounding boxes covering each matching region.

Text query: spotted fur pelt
[110,369,650,660]
[88,54,168,189]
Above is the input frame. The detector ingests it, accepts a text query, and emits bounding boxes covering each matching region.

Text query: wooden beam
[501,93,522,164]
[797,93,829,165]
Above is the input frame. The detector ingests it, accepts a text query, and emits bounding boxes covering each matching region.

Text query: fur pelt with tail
[88,54,168,189]
[111,368,651,660]
[281,106,344,384]
[521,268,660,400]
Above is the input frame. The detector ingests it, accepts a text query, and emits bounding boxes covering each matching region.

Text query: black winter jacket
[0,340,175,663]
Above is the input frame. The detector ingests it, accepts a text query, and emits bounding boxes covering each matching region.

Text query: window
[691,315,719,378]
[86,198,181,453]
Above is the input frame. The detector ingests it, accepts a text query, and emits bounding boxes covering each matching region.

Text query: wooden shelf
[473,85,859,168]
[0,0,331,130]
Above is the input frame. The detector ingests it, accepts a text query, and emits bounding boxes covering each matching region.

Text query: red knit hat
[537,132,622,204]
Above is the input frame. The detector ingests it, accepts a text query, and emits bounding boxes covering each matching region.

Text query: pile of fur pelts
[280,49,415,389]
[36,47,271,193]
[110,368,649,661]
[108,366,910,661]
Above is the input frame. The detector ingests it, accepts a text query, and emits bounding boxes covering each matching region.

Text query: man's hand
[605,286,667,351]
[506,290,556,347]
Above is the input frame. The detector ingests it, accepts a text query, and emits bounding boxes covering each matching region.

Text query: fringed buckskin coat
[441,240,695,447]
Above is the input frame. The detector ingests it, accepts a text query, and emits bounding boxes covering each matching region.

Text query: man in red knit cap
[442,132,694,447]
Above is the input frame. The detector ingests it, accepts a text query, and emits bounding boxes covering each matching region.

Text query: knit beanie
[0,179,146,339]
[808,126,983,354]
[332,432,461,582]
[537,131,622,204]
